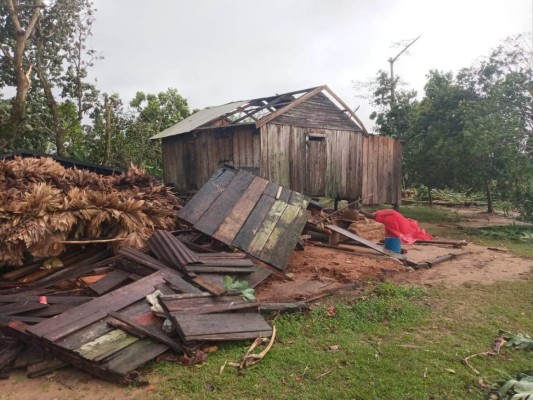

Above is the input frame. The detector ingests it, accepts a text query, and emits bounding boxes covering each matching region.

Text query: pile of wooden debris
[0,231,279,384]
[0,157,181,266]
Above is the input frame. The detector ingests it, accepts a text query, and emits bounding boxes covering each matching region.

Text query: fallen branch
[314,367,333,380]
[55,238,127,244]
[223,325,277,371]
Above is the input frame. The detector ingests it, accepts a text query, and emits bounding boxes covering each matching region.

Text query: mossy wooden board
[180,167,309,270]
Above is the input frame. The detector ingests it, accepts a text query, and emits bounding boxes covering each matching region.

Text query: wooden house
[151,86,402,205]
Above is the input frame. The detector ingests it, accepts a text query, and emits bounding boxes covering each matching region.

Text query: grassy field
[143,206,532,400]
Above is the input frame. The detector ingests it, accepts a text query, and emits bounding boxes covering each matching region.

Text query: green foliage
[413,186,485,203]
[368,70,418,139]
[512,183,533,222]
[222,276,256,301]
[464,225,533,243]
[365,35,533,213]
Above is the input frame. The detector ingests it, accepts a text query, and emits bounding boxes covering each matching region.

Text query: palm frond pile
[0,156,181,266]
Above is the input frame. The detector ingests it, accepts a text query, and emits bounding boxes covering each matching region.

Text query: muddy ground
[1,207,531,399]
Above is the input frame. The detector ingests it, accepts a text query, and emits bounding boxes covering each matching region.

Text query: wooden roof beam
[229,96,287,125]
[323,86,368,134]
[256,86,326,128]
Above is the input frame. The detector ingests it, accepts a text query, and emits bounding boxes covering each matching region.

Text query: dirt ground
[1,207,531,399]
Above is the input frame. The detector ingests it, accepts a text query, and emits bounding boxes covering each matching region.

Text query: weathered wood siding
[273,92,362,131]
[361,135,402,205]
[258,125,401,204]
[162,125,259,192]
[162,125,401,205]
[259,124,365,199]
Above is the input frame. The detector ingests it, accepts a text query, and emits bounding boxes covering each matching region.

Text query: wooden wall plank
[289,126,306,193]
[259,126,270,180]
[246,201,288,257]
[362,135,369,203]
[103,339,168,375]
[232,194,275,250]
[75,329,139,362]
[305,138,327,196]
[194,170,255,236]
[178,168,237,225]
[258,204,307,265]
[213,176,269,243]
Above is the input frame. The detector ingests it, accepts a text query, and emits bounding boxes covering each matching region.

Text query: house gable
[270,92,361,131]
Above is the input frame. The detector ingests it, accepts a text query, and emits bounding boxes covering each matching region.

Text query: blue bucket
[384,237,402,253]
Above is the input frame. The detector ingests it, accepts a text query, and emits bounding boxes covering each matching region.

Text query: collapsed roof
[150,85,367,140]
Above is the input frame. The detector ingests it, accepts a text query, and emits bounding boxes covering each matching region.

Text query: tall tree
[0,0,44,148]
[31,0,98,156]
[128,88,190,174]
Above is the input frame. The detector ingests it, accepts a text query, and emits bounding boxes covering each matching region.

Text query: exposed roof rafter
[150,85,367,140]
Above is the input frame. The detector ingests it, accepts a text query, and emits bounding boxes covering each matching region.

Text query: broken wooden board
[325,225,406,261]
[169,312,272,342]
[179,167,310,270]
[159,295,258,315]
[27,267,195,342]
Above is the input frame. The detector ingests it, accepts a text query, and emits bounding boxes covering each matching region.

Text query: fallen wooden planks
[27,270,171,341]
[179,167,310,270]
[0,233,274,384]
[325,225,406,261]
[169,312,272,342]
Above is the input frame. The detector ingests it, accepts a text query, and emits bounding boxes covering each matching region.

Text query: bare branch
[24,0,45,42]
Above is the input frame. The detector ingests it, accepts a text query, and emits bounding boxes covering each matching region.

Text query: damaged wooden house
[151,85,403,206]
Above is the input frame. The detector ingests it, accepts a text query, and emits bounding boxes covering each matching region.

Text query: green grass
[398,205,463,224]
[143,279,533,400]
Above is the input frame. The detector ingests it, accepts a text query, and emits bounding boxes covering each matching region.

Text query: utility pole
[388,35,421,106]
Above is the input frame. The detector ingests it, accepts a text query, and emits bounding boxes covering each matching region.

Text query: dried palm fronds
[0,156,181,267]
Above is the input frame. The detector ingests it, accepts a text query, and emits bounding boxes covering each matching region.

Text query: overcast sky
[89,0,531,131]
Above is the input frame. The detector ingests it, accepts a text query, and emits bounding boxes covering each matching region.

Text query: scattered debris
[462,330,532,377]
[0,159,475,388]
[410,253,471,270]
[492,371,533,400]
[229,325,277,369]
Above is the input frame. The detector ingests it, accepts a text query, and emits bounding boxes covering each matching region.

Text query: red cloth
[374,209,433,244]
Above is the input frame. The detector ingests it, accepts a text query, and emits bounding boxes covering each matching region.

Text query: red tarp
[374,209,433,244]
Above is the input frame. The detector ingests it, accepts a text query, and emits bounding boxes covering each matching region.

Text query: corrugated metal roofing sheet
[150,100,248,140]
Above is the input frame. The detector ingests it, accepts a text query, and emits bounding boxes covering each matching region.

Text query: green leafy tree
[0,0,44,148]
[368,70,418,139]
[128,88,190,175]
[0,0,98,155]
[85,88,189,175]
[455,34,533,213]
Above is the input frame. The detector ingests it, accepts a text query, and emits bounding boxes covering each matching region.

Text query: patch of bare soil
[255,246,407,302]
[393,241,532,286]
[0,369,149,400]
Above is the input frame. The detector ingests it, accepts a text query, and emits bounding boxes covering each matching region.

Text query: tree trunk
[35,30,66,157]
[102,95,112,164]
[427,185,433,207]
[39,70,66,156]
[485,180,494,214]
[75,33,83,122]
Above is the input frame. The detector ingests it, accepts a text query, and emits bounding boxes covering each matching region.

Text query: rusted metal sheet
[179,167,309,270]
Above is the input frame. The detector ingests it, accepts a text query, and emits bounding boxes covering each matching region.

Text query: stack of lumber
[0,156,181,266]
